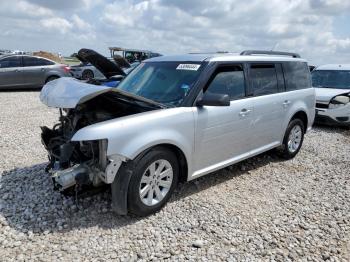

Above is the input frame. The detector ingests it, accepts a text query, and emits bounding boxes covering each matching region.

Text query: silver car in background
[40,50,315,216]
[0,55,71,89]
[312,64,350,127]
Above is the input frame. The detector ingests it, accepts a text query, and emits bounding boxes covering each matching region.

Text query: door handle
[283,100,291,107]
[40,68,45,71]
[239,109,252,117]
[14,69,20,72]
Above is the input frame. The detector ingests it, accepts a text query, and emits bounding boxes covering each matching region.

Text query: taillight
[61,65,71,73]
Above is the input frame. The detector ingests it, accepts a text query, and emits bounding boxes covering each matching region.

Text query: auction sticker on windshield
[176,64,201,71]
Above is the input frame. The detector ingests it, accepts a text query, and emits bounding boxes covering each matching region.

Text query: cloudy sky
[0,0,349,65]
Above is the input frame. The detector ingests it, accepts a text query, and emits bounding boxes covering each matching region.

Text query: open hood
[40,77,165,109]
[40,77,113,108]
[314,87,350,102]
[78,48,126,78]
[113,55,131,68]
[73,53,89,65]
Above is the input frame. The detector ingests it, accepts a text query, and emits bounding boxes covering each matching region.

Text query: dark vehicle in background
[0,55,71,89]
[109,47,162,63]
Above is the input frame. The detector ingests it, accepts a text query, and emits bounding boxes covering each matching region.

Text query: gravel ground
[0,91,349,261]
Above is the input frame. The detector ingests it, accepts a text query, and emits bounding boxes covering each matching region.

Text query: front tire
[278,119,305,159]
[127,147,179,216]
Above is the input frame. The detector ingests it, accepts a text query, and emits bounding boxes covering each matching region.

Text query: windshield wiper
[112,89,167,109]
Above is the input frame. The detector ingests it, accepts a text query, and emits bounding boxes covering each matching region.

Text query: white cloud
[0,0,349,64]
[40,17,73,34]
[72,14,93,31]
[99,0,350,64]
[25,0,103,10]
[0,0,53,18]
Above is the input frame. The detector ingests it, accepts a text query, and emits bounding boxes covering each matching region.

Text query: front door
[192,64,254,178]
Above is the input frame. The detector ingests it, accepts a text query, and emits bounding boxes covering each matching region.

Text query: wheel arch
[82,69,94,78]
[290,110,308,132]
[133,143,189,183]
[45,75,60,83]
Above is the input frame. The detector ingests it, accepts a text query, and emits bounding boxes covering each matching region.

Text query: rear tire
[127,147,179,216]
[45,76,59,83]
[82,70,94,80]
[278,119,305,159]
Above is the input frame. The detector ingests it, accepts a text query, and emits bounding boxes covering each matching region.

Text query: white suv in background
[312,64,350,127]
[40,50,315,216]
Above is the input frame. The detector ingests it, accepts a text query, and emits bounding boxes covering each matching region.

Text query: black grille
[316,103,328,109]
[336,117,349,122]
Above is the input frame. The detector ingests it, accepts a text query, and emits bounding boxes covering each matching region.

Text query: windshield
[117,62,204,106]
[312,70,350,89]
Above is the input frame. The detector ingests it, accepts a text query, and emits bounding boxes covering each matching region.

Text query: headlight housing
[329,95,350,109]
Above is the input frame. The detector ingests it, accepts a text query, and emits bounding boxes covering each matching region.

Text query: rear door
[248,63,286,153]
[193,64,254,177]
[0,56,24,88]
[282,61,313,132]
[22,56,55,87]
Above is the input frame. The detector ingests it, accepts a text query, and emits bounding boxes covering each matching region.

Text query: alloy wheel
[287,125,302,153]
[139,159,173,206]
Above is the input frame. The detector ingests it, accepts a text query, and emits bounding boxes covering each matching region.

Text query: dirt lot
[0,91,349,261]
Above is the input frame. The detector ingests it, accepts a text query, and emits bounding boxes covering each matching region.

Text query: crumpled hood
[40,77,113,108]
[315,87,350,102]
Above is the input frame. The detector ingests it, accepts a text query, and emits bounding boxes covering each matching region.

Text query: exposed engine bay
[41,91,156,194]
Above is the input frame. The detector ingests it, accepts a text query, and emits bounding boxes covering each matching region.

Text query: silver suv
[0,55,71,89]
[40,50,315,216]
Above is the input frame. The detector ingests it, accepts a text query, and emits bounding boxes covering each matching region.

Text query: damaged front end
[40,78,155,195]
[41,109,124,194]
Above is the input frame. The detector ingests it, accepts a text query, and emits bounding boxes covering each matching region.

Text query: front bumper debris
[315,106,350,127]
[52,164,90,191]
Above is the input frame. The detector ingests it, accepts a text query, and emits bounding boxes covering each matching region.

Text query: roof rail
[188,51,230,54]
[240,50,301,58]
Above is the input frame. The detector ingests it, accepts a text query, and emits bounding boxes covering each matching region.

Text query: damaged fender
[70,108,194,214]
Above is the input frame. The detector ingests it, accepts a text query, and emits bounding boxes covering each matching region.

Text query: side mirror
[196,92,230,107]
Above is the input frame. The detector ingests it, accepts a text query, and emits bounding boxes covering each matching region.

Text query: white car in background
[312,64,350,127]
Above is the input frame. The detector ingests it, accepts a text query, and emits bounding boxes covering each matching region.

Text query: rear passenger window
[250,64,278,96]
[23,57,54,67]
[206,65,245,100]
[283,62,311,91]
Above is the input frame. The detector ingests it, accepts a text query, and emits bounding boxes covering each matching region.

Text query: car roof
[314,64,350,71]
[146,53,306,63]
[0,54,57,63]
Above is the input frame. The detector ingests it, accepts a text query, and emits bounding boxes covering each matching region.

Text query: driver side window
[205,65,246,100]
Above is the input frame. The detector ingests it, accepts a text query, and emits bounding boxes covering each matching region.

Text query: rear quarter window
[283,62,311,91]
[23,57,55,67]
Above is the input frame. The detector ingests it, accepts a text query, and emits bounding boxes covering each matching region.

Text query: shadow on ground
[0,125,346,235]
[313,124,350,134]
[0,88,40,92]
[0,152,282,235]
